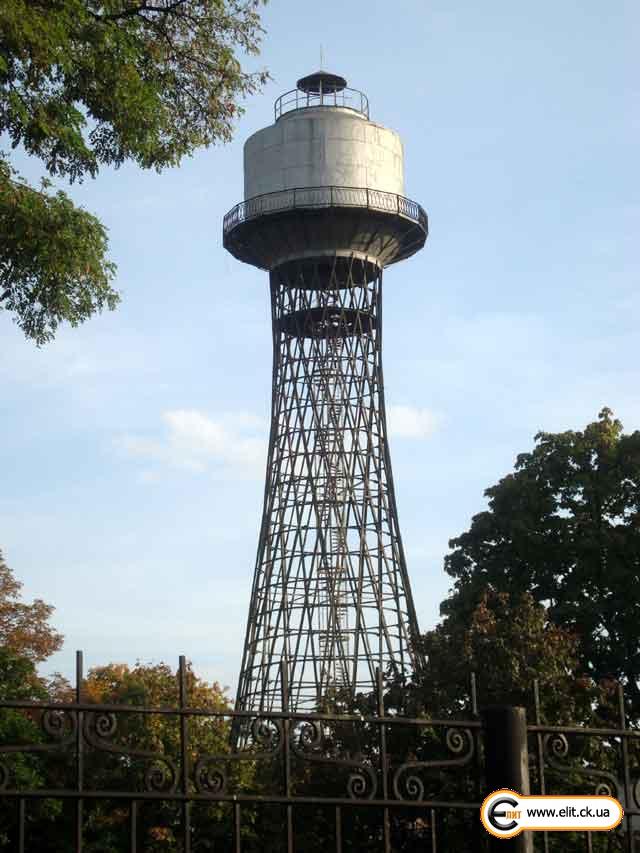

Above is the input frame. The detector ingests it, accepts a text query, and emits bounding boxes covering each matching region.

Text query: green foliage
[0,648,48,785]
[407,410,640,851]
[0,554,65,845]
[0,0,268,342]
[413,589,594,723]
[0,649,63,846]
[0,161,118,343]
[441,408,640,718]
[397,591,632,853]
[1,656,245,850]
[78,661,242,852]
[0,549,63,664]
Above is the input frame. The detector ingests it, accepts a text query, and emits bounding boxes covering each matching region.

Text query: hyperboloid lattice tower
[223,71,428,713]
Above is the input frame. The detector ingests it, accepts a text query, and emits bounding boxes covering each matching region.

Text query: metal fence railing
[1,652,639,851]
[223,186,428,237]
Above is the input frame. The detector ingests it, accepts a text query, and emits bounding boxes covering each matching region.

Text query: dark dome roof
[296,71,347,95]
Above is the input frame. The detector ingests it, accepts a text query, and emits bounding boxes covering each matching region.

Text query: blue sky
[1,0,638,695]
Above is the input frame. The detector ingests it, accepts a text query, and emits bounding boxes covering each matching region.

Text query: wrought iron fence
[222,187,429,237]
[1,652,639,851]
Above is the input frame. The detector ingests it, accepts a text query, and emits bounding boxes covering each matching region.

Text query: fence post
[481,706,533,853]
[280,659,293,853]
[376,668,391,853]
[178,656,191,853]
[75,650,84,853]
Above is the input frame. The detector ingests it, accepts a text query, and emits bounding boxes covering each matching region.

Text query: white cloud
[118,409,267,475]
[387,405,440,439]
[120,405,439,478]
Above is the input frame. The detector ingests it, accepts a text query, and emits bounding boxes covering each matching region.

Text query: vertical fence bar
[376,668,391,853]
[129,800,137,853]
[470,672,478,717]
[533,681,549,853]
[335,806,342,853]
[179,656,191,853]
[234,802,241,853]
[618,684,634,853]
[430,808,437,853]
[17,798,25,853]
[75,650,84,853]
[470,673,485,852]
[280,660,293,853]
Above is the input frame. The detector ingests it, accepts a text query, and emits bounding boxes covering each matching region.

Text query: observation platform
[222,185,428,271]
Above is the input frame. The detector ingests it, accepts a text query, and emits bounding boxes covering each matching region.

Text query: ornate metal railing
[1,652,639,851]
[223,186,428,237]
[274,86,369,121]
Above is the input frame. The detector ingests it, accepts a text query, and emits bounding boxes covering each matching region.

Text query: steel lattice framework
[233,256,422,711]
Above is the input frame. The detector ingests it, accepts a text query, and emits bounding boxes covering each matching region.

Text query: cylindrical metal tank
[244,77,404,199]
[224,72,426,273]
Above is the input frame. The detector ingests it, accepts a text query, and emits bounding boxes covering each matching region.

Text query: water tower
[223,71,428,713]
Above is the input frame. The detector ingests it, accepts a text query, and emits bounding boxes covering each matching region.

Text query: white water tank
[244,72,404,200]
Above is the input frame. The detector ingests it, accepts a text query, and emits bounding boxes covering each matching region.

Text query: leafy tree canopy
[80,659,229,710]
[386,591,612,853]
[50,661,242,851]
[0,0,267,343]
[0,549,63,663]
[410,589,596,724]
[0,555,64,840]
[441,408,640,714]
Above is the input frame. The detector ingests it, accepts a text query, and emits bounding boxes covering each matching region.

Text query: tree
[403,592,621,853]
[0,0,268,343]
[442,408,640,716]
[410,590,594,721]
[0,649,65,846]
[0,553,64,844]
[49,661,245,852]
[0,549,63,663]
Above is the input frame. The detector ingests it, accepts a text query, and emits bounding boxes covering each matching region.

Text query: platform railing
[223,186,428,236]
[274,86,369,121]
